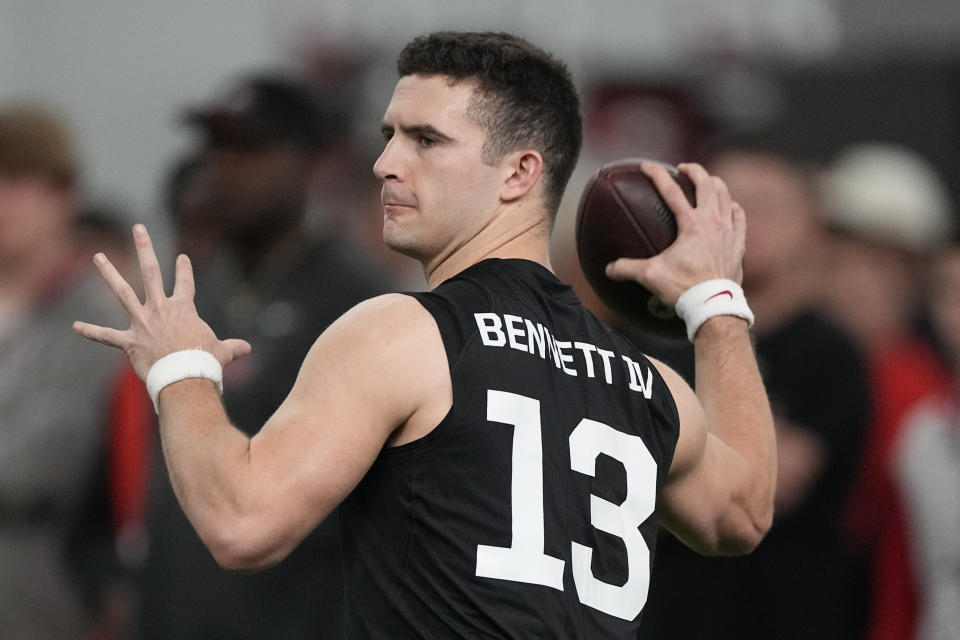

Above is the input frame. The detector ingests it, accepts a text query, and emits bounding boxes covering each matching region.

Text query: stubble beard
[383,223,423,261]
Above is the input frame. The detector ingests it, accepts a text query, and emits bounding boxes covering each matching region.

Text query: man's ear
[500,149,543,203]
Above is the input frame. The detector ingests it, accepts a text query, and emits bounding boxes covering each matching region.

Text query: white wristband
[145,349,223,413]
[674,279,754,342]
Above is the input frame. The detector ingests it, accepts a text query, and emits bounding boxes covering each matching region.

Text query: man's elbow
[717,505,773,555]
[203,518,289,572]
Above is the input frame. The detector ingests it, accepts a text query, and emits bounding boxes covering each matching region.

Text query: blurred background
[3,1,960,639]
[2,0,958,238]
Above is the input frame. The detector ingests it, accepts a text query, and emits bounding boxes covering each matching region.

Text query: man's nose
[373,138,401,182]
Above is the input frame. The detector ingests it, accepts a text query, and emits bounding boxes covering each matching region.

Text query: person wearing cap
[0,105,153,639]
[895,237,960,640]
[821,142,956,640]
[135,73,389,640]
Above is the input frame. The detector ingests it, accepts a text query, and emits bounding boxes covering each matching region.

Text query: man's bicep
[248,295,438,546]
[648,357,706,483]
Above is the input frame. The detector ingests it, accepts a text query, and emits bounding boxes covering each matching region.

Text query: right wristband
[674,278,754,342]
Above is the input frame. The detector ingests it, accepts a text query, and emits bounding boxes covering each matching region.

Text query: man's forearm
[156,379,257,564]
[693,316,776,542]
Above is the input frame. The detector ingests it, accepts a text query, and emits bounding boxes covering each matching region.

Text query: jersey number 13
[475,390,657,621]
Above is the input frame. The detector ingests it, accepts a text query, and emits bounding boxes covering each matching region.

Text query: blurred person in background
[136,73,389,640]
[72,204,156,640]
[891,239,960,640]
[638,141,871,640]
[74,204,144,292]
[160,153,223,274]
[0,104,152,639]
[821,142,955,640]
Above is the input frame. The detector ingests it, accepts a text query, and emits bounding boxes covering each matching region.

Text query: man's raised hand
[73,224,251,381]
[605,162,746,307]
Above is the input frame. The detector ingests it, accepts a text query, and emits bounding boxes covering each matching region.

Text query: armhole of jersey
[373,290,478,458]
[639,353,682,488]
[405,291,468,377]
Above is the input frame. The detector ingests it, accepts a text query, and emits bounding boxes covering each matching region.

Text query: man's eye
[418,135,437,148]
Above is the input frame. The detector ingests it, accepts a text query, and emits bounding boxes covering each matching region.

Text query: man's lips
[381,185,416,214]
[382,200,416,213]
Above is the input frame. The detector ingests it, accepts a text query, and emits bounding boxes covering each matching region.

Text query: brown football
[575,158,696,339]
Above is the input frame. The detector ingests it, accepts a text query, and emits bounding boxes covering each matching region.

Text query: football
[575,158,696,339]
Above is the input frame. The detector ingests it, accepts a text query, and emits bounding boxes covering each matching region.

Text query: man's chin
[383,235,424,262]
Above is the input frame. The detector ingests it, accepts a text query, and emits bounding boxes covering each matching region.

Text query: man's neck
[424,210,553,290]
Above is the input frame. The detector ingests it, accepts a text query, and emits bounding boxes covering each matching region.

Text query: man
[0,105,150,639]
[137,74,388,639]
[75,32,775,638]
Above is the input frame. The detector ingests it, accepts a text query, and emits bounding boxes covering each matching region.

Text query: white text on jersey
[474,312,653,399]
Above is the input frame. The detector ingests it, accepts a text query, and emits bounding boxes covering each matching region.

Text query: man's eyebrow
[380,122,453,142]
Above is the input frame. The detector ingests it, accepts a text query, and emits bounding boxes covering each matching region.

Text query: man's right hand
[604,161,746,307]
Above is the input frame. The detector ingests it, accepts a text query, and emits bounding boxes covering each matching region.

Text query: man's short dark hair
[397,31,582,217]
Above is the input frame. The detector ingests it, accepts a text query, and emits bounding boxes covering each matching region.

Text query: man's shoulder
[296,293,442,397]
[335,293,437,337]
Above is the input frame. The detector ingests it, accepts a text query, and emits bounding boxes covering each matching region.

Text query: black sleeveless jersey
[340,259,680,639]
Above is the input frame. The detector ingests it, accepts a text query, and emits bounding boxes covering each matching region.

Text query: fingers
[732,201,746,236]
[732,201,747,262]
[72,320,128,349]
[677,163,722,217]
[173,254,196,300]
[93,253,145,320]
[218,338,253,366]
[712,176,732,220]
[605,257,651,283]
[642,162,695,226]
[674,163,738,230]
[677,162,712,187]
[133,224,166,303]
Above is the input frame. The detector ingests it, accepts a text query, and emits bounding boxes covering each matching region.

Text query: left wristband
[145,349,223,414]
